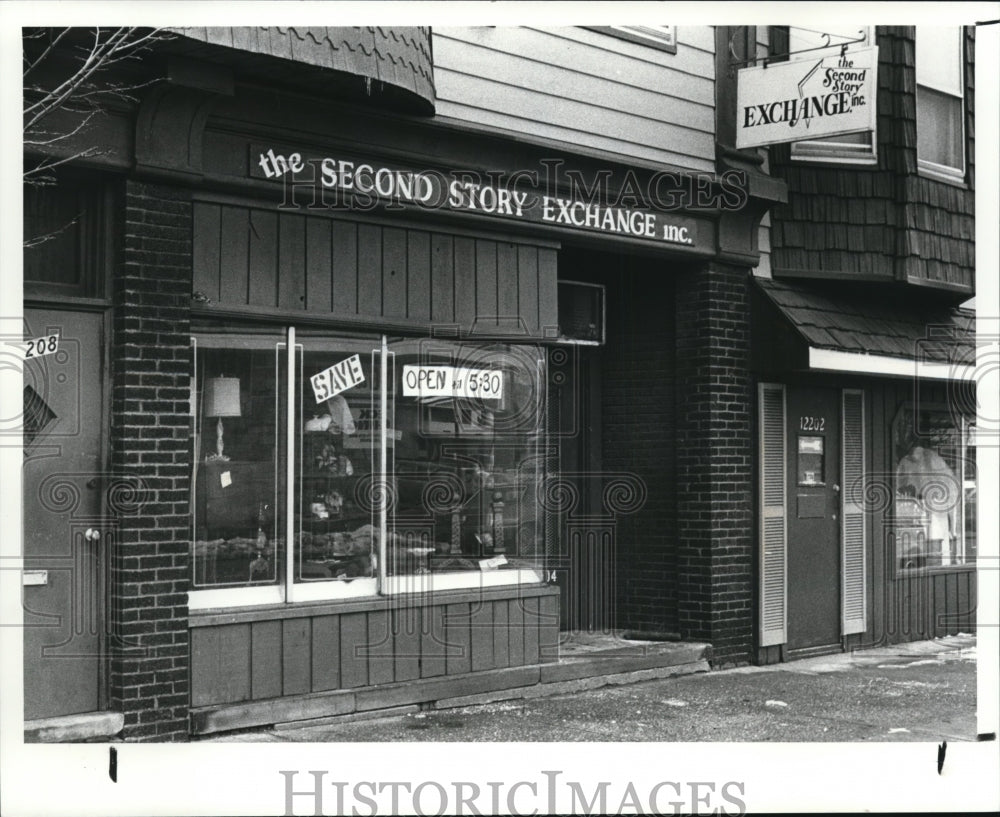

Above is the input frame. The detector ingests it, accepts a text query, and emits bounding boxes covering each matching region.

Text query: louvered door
[841,389,867,635]
[758,383,787,647]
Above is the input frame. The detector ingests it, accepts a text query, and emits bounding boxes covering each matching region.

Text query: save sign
[736,46,878,149]
[311,355,365,403]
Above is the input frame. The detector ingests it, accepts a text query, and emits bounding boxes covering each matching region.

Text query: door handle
[833,484,841,492]
[84,528,101,542]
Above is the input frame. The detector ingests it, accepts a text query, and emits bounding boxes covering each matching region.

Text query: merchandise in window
[916,27,965,180]
[296,338,378,587]
[192,339,284,591]
[892,406,976,571]
[386,340,546,584]
[190,331,548,607]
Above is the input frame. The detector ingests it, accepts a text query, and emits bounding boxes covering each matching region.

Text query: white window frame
[916,26,967,184]
[584,26,676,54]
[788,26,877,165]
[189,329,545,610]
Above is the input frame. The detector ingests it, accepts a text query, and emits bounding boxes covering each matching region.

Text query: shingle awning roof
[754,277,975,380]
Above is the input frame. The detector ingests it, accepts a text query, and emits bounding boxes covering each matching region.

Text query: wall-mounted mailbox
[23,570,48,586]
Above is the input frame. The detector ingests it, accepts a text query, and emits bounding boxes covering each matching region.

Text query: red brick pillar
[674,262,754,667]
[108,181,192,740]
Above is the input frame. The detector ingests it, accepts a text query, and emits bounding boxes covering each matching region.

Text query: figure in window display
[896,444,959,567]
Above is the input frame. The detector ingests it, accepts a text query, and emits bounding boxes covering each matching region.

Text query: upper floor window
[788,26,877,164]
[584,26,676,54]
[916,27,966,183]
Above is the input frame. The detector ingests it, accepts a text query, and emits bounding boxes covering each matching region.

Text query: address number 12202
[799,416,826,431]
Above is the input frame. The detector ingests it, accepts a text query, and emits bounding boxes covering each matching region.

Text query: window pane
[296,339,377,583]
[387,341,545,580]
[892,407,973,570]
[917,85,963,170]
[916,27,962,95]
[193,342,282,588]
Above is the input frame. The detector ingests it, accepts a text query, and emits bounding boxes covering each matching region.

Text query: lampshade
[204,376,241,418]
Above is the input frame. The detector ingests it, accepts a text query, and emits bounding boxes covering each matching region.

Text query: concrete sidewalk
[201,633,977,743]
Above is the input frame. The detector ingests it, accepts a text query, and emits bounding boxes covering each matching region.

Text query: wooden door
[785,386,841,651]
[22,308,105,719]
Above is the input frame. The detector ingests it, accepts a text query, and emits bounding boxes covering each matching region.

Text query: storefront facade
[749,25,978,662]
[22,24,977,742]
[23,25,785,740]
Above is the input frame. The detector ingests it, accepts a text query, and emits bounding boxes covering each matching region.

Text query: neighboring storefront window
[191,331,547,607]
[892,406,976,571]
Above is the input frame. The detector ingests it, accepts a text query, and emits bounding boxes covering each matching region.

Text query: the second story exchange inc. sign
[736,46,878,149]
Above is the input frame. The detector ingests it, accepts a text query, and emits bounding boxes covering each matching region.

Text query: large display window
[190,330,547,608]
[892,405,977,572]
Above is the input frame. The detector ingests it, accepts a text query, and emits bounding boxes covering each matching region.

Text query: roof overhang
[752,277,975,382]
[806,347,975,381]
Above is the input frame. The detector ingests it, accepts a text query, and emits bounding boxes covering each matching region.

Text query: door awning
[753,278,975,381]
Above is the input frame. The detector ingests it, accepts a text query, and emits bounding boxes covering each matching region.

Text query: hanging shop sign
[249,144,704,250]
[735,46,878,149]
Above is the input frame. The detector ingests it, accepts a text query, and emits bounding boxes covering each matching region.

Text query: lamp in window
[204,376,241,461]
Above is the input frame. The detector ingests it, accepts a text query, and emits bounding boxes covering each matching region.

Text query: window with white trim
[787,26,877,164]
[190,330,547,608]
[584,26,676,54]
[916,26,966,182]
[892,406,977,572]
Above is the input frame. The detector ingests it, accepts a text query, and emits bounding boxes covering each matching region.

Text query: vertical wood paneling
[305,217,332,313]
[516,246,539,335]
[191,628,220,707]
[191,625,251,706]
[430,234,455,325]
[278,213,306,310]
[445,603,472,676]
[538,592,560,661]
[282,618,311,696]
[522,596,540,664]
[331,220,358,315]
[248,210,278,307]
[340,612,368,688]
[934,574,948,637]
[382,227,408,319]
[367,608,395,686]
[470,601,494,672]
[192,203,221,303]
[393,607,421,682]
[420,604,447,678]
[407,231,431,322]
[493,599,510,669]
[250,620,282,700]
[219,206,249,305]
[537,248,559,335]
[508,597,525,666]
[357,224,382,317]
[496,242,519,330]
[475,240,498,327]
[311,615,341,692]
[453,238,476,329]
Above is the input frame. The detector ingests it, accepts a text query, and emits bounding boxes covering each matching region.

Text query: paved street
[205,634,977,743]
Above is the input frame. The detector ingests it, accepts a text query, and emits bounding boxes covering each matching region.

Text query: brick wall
[108,181,193,741]
[674,263,753,667]
[599,268,678,634]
